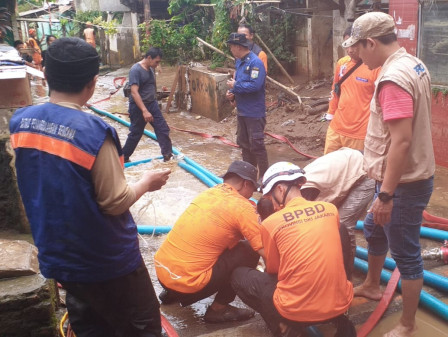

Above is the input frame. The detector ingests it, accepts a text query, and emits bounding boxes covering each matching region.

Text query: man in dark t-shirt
[122,47,173,162]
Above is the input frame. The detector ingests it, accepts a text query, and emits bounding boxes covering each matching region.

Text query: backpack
[123,82,131,98]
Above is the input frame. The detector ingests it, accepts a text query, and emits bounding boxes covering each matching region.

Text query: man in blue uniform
[9,37,171,337]
[122,47,173,162]
[226,33,269,179]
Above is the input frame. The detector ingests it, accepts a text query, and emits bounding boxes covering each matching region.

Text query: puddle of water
[367,309,448,336]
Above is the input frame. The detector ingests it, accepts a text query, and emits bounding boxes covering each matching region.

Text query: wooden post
[165,66,181,113]
[255,33,295,84]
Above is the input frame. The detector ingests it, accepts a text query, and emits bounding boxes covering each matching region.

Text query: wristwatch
[378,192,394,202]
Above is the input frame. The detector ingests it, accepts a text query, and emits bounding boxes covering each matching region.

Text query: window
[419,1,448,86]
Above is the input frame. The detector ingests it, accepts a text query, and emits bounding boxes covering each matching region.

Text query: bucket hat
[221,160,259,188]
[226,33,250,48]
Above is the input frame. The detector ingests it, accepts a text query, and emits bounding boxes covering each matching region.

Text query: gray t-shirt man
[128,63,156,104]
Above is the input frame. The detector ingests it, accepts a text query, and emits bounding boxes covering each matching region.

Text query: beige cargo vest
[364,47,435,183]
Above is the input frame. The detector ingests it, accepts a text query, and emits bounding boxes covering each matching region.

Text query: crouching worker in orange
[231,162,355,337]
[154,160,265,323]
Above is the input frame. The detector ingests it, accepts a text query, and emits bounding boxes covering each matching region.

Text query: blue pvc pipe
[355,220,448,242]
[354,258,448,321]
[356,247,448,293]
[137,225,173,235]
[88,105,223,185]
[183,156,223,185]
[306,326,324,337]
[178,161,216,188]
[124,156,163,168]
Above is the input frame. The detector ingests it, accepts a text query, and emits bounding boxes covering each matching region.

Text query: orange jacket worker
[155,160,265,323]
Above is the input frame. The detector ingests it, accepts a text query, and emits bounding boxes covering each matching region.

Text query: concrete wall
[0,109,29,232]
[74,0,100,12]
[0,273,59,337]
[177,66,234,122]
[99,0,130,11]
[332,10,349,66]
[108,12,141,66]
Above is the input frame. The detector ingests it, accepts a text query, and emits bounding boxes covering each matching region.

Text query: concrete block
[0,239,39,279]
[179,66,234,122]
[0,274,58,337]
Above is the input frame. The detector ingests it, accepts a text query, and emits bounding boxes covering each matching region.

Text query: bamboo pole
[195,37,302,103]
[266,77,302,104]
[196,37,234,61]
[255,33,294,84]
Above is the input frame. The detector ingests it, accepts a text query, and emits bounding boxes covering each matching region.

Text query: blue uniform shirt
[233,51,266,118]
[10,103,142,283]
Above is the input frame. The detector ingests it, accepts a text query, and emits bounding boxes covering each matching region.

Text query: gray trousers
[339,176,375,269]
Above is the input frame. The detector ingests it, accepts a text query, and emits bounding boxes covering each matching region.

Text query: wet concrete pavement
[14,68,448,336]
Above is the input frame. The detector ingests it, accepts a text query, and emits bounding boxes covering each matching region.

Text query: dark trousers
[237,116,269,178]
[160,241,260,307]
[339,224,353,280]
[231,267,355,337]
[122,101,172,159]
[61,263,162,337]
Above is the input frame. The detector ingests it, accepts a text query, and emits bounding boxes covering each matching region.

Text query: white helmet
[261,162,306,195]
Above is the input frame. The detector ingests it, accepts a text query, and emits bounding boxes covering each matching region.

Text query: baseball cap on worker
[226,33,250,48]
[342,12,396,48]
[221,160,259,188]
[261,162,306,195]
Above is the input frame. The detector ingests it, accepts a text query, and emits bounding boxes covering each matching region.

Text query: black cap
[221,160,259,188]
[226,33,250,48]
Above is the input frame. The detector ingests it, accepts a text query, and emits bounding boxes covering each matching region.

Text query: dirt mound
[263,81,332,157]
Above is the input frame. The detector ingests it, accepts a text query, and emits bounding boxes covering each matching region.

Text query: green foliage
[94,17,118,36]
[432,86,448,97]
[139,19,204,65]
[210,0,235,67]
[139,0,296,71]
[73,11,102,37]
[246,8,297,74]
[72,11,118,37]
[432,86,448,105]
[18,0,43,12]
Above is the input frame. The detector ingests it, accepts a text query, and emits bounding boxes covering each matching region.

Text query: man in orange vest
[27,28,43,70]
[83,22,96,48]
